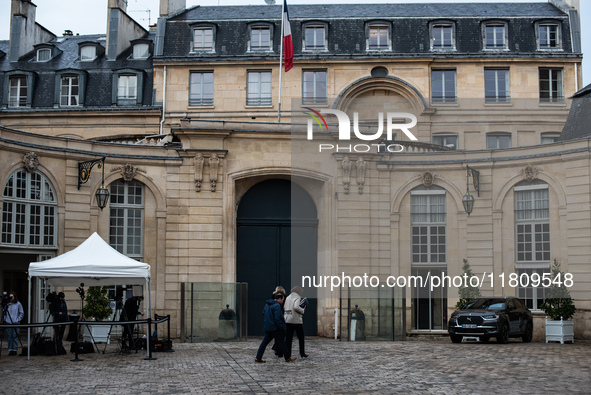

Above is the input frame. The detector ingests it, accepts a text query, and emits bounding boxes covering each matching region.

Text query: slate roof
[0,33,156,110]
[171,3,566,20]
[158,2,577,61]
[558,83,591,142]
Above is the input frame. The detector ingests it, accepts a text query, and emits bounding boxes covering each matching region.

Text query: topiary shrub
[540,259,576,320]
[82,286,112,321]
[456,258,481,309]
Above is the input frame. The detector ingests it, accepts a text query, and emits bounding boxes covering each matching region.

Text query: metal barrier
[0,315,170,361]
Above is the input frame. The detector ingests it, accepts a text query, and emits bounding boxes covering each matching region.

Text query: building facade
[1,0,589,340]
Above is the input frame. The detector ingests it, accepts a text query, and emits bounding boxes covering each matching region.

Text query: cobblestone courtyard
[1,337,590,394]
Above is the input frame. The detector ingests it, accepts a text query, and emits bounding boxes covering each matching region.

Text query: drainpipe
[159,65,167,134]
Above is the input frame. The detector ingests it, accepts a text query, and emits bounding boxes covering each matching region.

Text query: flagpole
[277,0,285,123]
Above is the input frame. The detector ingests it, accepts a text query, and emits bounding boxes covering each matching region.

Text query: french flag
[282,0,293,72]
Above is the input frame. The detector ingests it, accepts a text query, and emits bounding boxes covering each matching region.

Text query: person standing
[272,286,286,357]
[3,291,24,356]
[284,286,308,358]
[120,295,144,350]
[255,292,296,363]
[53,292,68,347]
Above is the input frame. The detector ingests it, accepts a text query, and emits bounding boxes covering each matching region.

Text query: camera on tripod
[45,291,58,314]
[1,291,11,307]
[76,284,85,300]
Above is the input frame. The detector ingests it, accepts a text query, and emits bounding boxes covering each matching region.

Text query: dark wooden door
[236,179,317,336]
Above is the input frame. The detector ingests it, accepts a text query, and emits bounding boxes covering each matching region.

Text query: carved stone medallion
[23,152,40,172]
[422,171,434,187]
[521,164,539,182]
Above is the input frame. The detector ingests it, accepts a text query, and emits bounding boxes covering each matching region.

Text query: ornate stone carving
[342,157,352,194]
[209,154,220,192]
[23,152,39,172]
[194,154,204,192]
[111,164,145,182]
[356,157,366,195]
[521,164,539,182]
[422,171,434,187]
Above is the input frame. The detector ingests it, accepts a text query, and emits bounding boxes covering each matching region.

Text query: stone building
[1,0,589,341]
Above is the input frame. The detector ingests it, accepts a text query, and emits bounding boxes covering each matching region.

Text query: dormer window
[303,23,327,51]
[112,69,144,106]
[37,48,51,62]
[80,46,97,61]
[133,43,150,59]
[9,76,28,107]
[366,23,391,51]
[193,26,215,52]
[483,22,508,50]
[3,71,35,108]
[54,70,87,108]
[536,21,561,50]
[430,21,455,51]
[118,75,137,101]
[248,24,273,52]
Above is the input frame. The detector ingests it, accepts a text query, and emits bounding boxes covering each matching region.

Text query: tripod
[103,306,122,354]
[1,302,24,357]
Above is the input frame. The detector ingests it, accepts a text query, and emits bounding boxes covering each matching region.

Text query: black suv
[448,297,533,344]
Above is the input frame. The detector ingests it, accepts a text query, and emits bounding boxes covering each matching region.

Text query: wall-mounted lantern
[78,156,110,210]
[462,165,480,215]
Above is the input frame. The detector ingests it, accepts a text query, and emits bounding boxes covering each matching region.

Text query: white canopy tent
[27,232,152,358]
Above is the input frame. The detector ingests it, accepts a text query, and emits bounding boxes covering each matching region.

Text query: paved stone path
[1,337,590,394]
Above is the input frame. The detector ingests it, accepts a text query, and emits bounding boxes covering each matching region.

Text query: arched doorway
[236,179,318,336]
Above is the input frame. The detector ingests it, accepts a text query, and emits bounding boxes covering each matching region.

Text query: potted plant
[82,286,113,343]
[540,259,576,344]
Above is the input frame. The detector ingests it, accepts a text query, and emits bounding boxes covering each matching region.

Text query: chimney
[160,0,186,17]
[9,0,55,61]
[106,0,148,60]
[562,0,580,13]
[108,0,127,13]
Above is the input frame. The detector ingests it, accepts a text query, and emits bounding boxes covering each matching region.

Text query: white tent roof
[28,232,151,287]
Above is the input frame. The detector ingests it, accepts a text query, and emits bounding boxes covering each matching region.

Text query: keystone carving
[23,152,40,172]
[111,163,145,182]
[422,171,434,187]
[521,164,539,183]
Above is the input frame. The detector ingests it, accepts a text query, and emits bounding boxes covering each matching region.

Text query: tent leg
[145,279,152,359]
[28,277,31,361]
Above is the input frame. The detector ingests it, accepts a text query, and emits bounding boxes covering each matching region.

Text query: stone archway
[334,75,427,117]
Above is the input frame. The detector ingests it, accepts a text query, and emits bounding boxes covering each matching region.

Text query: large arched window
[109,180,144,259]
[1,169,57,247]
[411,185,446,264]
[410,185,447,330]
[514,179,550,310]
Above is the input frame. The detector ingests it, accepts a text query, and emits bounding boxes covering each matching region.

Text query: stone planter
[83,323,111,344]
[545,317,574,344]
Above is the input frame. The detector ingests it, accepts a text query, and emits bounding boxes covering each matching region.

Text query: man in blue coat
[255,292,296,363]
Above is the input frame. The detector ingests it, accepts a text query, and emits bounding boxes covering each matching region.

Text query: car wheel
[480,336,490,343]
[497,324,509,344]
[522,322,533,343]
[450,334,462,343]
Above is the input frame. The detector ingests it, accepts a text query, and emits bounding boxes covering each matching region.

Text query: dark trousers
[256,329,290,360]
[54,320,66,345]
[122,322,135,348]
[286,323,305,357]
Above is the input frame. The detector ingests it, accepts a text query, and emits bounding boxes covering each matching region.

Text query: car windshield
[463,298,506,310]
